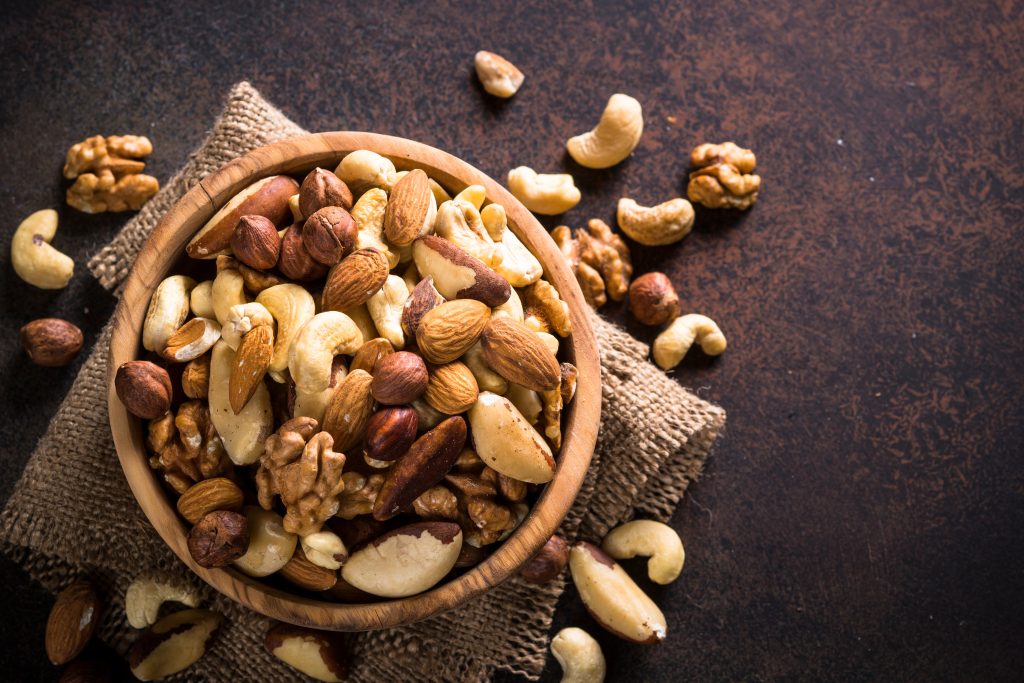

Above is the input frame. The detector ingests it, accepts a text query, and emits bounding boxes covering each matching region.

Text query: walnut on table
[550,219,632,309]
[256,417,348,536]
[687,141,761,210]
[63,134,159,213]
[147,400,231,495]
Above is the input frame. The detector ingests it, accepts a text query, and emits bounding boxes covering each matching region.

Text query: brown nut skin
[187,510,250,568]
[365,406,418,461]
[321,248,390,311]
[265,622,351,682]
[628,272,681,326]
[373,416,467,520]
[230,214,281,270]
[299,167,354,218]
[187,175,298,258]
[115,360,173,419]
[181,355,211,399]
[303,206,356,266]
[45,580,102,665]
[371,351,428,405]
[20,318,83,367]
[57,658,112,683]
[519,535,570,584]
[349,337,394,374]
[401,275,445,338]
[278,223,329,281]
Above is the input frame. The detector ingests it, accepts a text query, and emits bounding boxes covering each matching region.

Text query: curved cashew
[491,286,525,322]
[507,167,581,215]
[340,303,380,345]
[429,178,452,205]
[566,93,643,169]
[300,530,348,570]
[551,627,606,683]
[11,209,74,289]
[209,340,273,465]
[143,275,196,352]
[190,280,216,319]
[433,200,500,267]
[616,197,694,246]
[454,184,486,210]
[480,203,506,241]
[494,226,542,287]
[256,284,316,377]
[506,383,542,425]
[287,193,302,222]
[601,520,685,584]
[334,150,398,194]
[211,267,247,326]
[221,302,274,351]
[652,314,726,370]
[351,187,398,268]
[463,341,508,395]
[125,576,200,629]
[293,358,346,424]
[367,275,408,349]
[288,311,363,396]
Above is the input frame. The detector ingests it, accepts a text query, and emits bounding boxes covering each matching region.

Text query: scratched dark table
[1,0,1022,681]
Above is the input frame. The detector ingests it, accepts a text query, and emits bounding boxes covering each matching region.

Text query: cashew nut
[491,286,525,322]
[143,275,196,353]
[256,284,316,377]
[351,187,398,268]
[480,203,506,241]
[494,227,543,287]
[506,383,542,425]
[429,178,452,205]
[190,280,216,318]
[536,331,559,356]
[551,627,606,683]
[463,341,508,395]
[292,360,347,424]
[209,340,273,465]
[300,530,348,570]
[601,520,685,585]
[334,150,398,194]
[211,266,247,326]
[566,93,643,169]
[233,506,297,577]
[125,576,200,629]
[341,303,380,345]
[366,275,408,349]
[616,197,695,246]
[433,200,499,267]
[288,193,302,222]
[454,184,486,210]
[288,311,363,397]
[11,209,74,289]
[474,51,525,98]
[221,302,274,351]
[507,167,581,215]
[652,314,726,370]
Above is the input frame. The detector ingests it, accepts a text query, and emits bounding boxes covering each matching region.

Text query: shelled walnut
[64,134,159,213]
[551,219,632,309]
[147,401,231,494]
[687,141,760,210]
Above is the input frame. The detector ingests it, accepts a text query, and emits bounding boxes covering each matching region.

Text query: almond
[229,325,274,414]
[373,416,467,520]
[45,580,102,665]
[176,477,244,524]
[349,337,394,374]
[321,248,390,311]
[401,275,445,337]
[480,318,560,391]
[365,406,418,461]
[412,235,511,306]
[415,299,491,364]
[425,361,479,415]
[383,169,436,246]
[371,351,428,405]
[162,317,222,363]
[279,547,338,592]
[321,369,375,452]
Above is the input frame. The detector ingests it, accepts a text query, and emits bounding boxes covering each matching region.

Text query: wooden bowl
[106,132,600,631]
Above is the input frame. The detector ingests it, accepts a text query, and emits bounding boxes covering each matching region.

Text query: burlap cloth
[0,82,726,682]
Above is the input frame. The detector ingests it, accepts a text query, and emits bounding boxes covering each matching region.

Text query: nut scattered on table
[652,313,727,370]
[507,167,581,215]
[45,580,102,665]
[551,626,606,683]
[20,318,83,367]
[10,209,74,289]
[64,134,159,213]
[519,534,570,584]
[628,272,681,326]
[551,219,633,309]
[265,622,351,682]
[601,519,685,585]
[566,93,644,169]
[687,141,761,210]
[616,196,695,246]
[128,608,222,681]
[124,576,200,629]
[474,50,525,98]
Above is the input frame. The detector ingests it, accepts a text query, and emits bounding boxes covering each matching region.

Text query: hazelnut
[299,167,354,218]
[519,534,569,584]
[370,351,429,405]
[115,360,173,419]
[180,355,211,399]
[187,510,250,567]
[230,215,281,270]
[628,272,681,326]
[20,318,83,367]
[302,206,356,266]
[278,223,328,281]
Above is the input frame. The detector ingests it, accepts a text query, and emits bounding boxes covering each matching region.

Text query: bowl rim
[106,131,601,631]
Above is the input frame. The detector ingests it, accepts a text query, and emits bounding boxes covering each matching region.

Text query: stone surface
[0,0,1022,681]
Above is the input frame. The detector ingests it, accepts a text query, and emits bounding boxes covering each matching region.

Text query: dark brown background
[1,0,1022,681]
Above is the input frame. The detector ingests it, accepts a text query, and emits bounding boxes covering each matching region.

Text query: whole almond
[278,223,329,281]
[176,477,244,524]
[322,248,390,311]
[416,299,491,364]
[21,318,83,367]
[188,510,250,568]
[229,325,274,414]
[371,351,428,405]
[322,369,375,452]
[373,416,468,520]
[181,354,211,399]
[302,206,356,266]
[349,337,394,374]
[384,169,435,246]
[230,215,281,270]
[45,580,101,665]
[425,361,479,415]
[365,406,418,461]
[401,276,445,337]
[115,361,173,419]
[299,167,354,217]
[279,548,338,592]
[480,318,560,391]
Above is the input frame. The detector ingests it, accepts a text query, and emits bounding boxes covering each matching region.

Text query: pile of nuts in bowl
[114,150,579,601]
